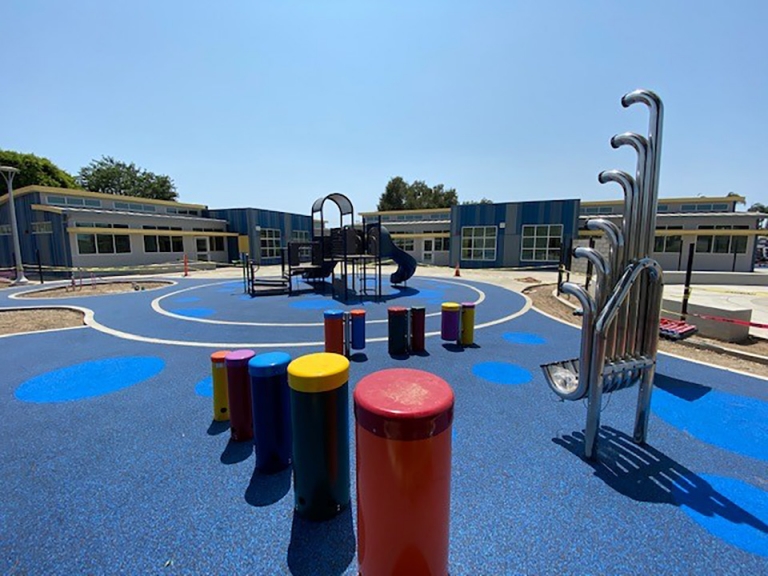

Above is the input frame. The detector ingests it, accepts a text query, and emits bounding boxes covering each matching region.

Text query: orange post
[354,369,454,576]
[183,254,189,277]
[454,262,460,277]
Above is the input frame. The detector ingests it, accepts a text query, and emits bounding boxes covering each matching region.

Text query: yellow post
[211,350,231,421]
[460,302,476,346]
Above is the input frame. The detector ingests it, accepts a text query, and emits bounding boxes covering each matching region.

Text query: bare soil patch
[17,281,172,299]
[525,283,768,373]
[0,308,85,336]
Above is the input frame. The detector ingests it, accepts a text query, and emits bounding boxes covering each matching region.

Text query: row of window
[47,195,199,216]
[380,213,448,222]
[0,223,53,234]
[651,225,749,254]
[581,202,731,216]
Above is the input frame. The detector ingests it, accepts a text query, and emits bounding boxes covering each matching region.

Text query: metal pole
[584,237,595,292]
[0,166,28,285]
[37,248,43,284]
[681,242,694,321]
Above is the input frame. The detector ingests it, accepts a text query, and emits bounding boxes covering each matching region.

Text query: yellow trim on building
[67,227,238,237]
[579,228,763,238]
[30,204,64,214]
[5,185,207,209]
[389,232,450,239]
[359,207,452,217]
[581,195,745,207]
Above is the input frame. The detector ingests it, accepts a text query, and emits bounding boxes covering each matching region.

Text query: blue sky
[3,1,767,214]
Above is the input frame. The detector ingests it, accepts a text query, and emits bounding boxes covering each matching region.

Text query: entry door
[423,239,433,263]
[196,237,209,262]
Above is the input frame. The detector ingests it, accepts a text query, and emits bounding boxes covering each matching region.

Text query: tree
[0,150,77,190]
[77,156,178,201]
[462,197,493,205]
[750,203,768,229]
[377,177,458,210]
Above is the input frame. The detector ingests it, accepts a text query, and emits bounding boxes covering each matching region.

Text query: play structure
[245,193,417,301]
[541,89,666,460]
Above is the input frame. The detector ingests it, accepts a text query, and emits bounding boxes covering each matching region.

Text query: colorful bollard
[441,302,460,341]
[324,309,345,355]
[210,350,231,421]
[350,309,366,350]
[410,306,426,353]
[288,352,351,520]
[355,368,455,576]
[225,349,256,441]
[387,306,409,356]
[460,302,476,346]
[248,352,293,472]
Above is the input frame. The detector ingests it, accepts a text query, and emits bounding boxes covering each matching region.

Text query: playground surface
[1,270,767,575]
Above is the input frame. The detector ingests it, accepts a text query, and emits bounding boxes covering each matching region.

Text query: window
[653,226,683,253]
[209,236,225,251]
[47,196,67,206]
[143,225,183,253]
[84,199,101,207]
[77,234,97,254]
[0,224,12,235]
[115,235,131,253]
[433,238,449,251]
[292,230,310,242]
[196,238,208,252]
[32,222,53,234]
[520,224,562,262]
[598,206,613,214]
[657,204,669,212]
[66,197,84,206]
[462,226,498,261]
[393,238,414,251]
[96,234,115,254]
[696,225,749,254]
[260,228,281,258]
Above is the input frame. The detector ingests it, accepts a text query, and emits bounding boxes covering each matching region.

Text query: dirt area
[16,281,172,299]
[525,284,768,373]
[0,308,85,336]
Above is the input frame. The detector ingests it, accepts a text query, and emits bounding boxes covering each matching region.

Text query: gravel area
[525,283,768,373]
[16,281,172,299]
[0,308,85,336]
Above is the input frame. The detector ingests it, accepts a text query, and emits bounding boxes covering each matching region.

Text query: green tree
[77,156,178,201]
[462,197,494,205]
[0,150,77,190]
[377,177,458,210]
[750,203,768,229]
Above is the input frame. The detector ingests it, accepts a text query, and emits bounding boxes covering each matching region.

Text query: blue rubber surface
[1,275,767,575]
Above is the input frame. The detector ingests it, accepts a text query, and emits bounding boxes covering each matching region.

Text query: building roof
[32,205,228,224]
[359,207,452,217]
[581,195,745,207]
[4,185,207,210]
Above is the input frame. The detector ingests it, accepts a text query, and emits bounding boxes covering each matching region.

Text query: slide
[375,225,418,285]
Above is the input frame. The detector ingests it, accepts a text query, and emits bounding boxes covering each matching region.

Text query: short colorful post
[225,349,255,441]
[460,302,476,346]
[355,368,454,576]
[387,306,409,355]
[248,352,292,472]
[288,352,351,520]
[324,309,345,355]
[350,309,366,350]
[410,306,426,353]
[440,302,460,341]
[210,350,231,421]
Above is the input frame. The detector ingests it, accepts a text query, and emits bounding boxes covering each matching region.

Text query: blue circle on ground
[472,362,532,385]
[174,296,201,303]
[673,474,768,557]
[503,332,546,345]
[15,357,165,403]
[195,376,213,397]
[291,300,333,310]
[652,387,768,462]
[170,308,216,318]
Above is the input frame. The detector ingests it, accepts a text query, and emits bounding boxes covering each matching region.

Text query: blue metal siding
[210,208,311,264]
[449,199,580,269]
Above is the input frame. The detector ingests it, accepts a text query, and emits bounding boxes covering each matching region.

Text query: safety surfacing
[1,275,766,575]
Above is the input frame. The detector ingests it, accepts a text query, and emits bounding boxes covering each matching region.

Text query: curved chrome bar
[595,258,662,334]
[574,246,610,310]
[547,282,596,401]
[622,90,664,255]
[598,169,638,266]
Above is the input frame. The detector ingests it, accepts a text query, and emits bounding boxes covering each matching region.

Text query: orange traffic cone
[454,263,461,277]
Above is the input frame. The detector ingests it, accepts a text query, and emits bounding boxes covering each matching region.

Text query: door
[423,239,433,263]
[196,237,209,261]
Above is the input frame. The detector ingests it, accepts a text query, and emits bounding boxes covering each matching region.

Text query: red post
[183,254,189,277]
